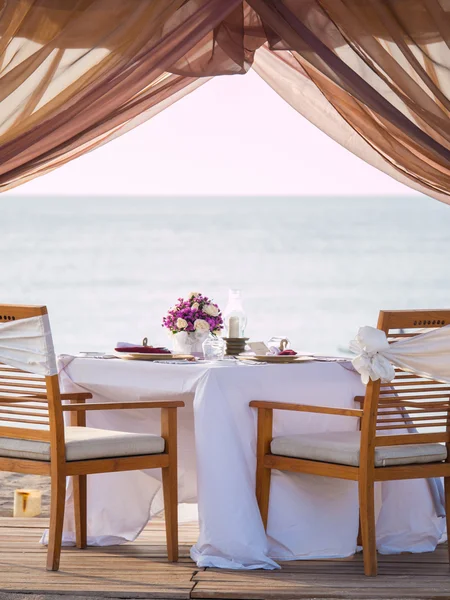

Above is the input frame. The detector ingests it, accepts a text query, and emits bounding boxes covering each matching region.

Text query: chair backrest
[0,305,63,451]
[361,310,450,459]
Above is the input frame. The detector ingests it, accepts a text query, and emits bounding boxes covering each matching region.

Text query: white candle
[14,489,41,518]
[229,316,239,338]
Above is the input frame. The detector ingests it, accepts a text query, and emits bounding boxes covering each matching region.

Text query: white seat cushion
[271,430,447,467]
[0,426,165,462]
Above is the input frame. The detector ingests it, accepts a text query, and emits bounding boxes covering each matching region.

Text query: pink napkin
[115,345,171,354]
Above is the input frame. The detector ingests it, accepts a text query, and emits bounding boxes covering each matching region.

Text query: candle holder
[14,489,41,518]
[223,337,249,356]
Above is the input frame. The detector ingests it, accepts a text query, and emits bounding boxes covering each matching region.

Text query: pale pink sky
[8,70,417,196]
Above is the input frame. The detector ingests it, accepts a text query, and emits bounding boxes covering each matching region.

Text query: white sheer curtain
[0,315,57,376]
[350,325,450,384]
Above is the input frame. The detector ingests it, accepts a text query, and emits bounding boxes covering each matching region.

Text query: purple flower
[162,292,224,334]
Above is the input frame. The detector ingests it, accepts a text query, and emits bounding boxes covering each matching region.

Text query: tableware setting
[91,289,322,365]
[239,336,315,364]
[114,338,195,361]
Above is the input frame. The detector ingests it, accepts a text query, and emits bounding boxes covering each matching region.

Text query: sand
[0,472,50,517]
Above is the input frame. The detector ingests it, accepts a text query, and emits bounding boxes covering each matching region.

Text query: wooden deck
[1,517,450,599]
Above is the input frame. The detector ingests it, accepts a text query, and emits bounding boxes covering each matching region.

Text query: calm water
[1,194,450,356]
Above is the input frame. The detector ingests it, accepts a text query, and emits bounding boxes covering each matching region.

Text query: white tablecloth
[54,357,445,569]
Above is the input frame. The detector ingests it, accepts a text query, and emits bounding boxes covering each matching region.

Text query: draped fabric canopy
[1,0,450,203]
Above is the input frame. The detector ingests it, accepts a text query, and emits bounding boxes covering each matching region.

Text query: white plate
[115,352,194,361]
[238,354,315,363]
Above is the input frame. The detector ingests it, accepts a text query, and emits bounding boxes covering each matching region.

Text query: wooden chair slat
[0,408,49,418]
[378,400,450,408]
[392,371,433,378]
[381,380,447,387]
[0,374,45,383]
[378,393,450,401]
[0,382,47,390]
[0,415,49,425]
[380,386,450,394]
[0,425,50,440]
[377,422,447,431]
[0,396,49,403]
[380,407,449,415]
[377,415,449,424]
[375,431,450,445]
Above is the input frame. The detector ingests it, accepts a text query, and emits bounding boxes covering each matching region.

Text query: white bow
[350,324,450,385]
[349,326,395,384]
[0,315,57,376]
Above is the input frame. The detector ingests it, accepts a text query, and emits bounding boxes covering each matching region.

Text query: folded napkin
[268,346,297,356]
[115,342,171,354]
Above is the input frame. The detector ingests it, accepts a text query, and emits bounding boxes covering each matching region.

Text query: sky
[8,70,417,197]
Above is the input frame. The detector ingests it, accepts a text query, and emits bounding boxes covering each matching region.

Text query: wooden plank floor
[1,518,450,599]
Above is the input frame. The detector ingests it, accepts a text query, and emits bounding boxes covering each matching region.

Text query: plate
[115,352,194,361]
[238,354,315,363]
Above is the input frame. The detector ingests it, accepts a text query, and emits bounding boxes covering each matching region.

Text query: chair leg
[357,515,362,547]
[358,478,377,576]
[46,472,66,571]
[162,462,178,562]
[256,463,272,531]
[444,477,450,565]
[255,407,273,530]
[73,475,87,549]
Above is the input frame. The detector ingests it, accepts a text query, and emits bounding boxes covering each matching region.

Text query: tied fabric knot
[349,326,395,385]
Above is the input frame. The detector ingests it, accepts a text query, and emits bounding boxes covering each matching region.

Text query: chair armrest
[62,400,185,412]
[249,400,363,418]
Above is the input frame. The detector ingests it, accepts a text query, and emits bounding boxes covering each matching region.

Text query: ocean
[2,194,450,357]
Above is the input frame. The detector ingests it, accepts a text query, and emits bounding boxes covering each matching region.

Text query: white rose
[189,292,199,299]
[176,318,188,329]
[204,303,219,317]
[192,302,199,310]
[194,319,210,332]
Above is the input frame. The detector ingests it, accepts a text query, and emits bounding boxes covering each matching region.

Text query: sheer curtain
[1,0,450,203]
[249,0,450,204]
[0,0,250,190]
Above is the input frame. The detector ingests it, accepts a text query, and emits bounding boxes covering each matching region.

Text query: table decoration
[267,336,291,354]
[223,289,247,338]
[14,489,41,518]
[223,337,249,356]
[162,292,223,357]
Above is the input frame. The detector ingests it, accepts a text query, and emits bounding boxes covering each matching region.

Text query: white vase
[171,331,209,357]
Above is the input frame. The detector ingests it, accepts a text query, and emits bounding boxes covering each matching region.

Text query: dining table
[47,354,445,570]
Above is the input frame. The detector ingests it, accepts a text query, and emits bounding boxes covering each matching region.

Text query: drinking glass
[202,335,226,360]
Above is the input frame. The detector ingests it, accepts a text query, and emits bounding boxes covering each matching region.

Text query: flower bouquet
[162,292,223,356]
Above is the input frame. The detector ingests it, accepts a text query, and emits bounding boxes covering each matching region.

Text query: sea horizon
[2,193,449,357]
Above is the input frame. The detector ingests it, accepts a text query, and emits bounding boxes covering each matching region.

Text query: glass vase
[171,331,209,357]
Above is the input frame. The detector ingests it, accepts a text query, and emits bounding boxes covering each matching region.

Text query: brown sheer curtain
[0,0,256,191]
[248,0,450,204]
[2,0,450,203]
[252,45,450,203]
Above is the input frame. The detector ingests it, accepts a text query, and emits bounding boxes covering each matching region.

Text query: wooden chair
[251,309,450,576]
[0,304,183,571]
